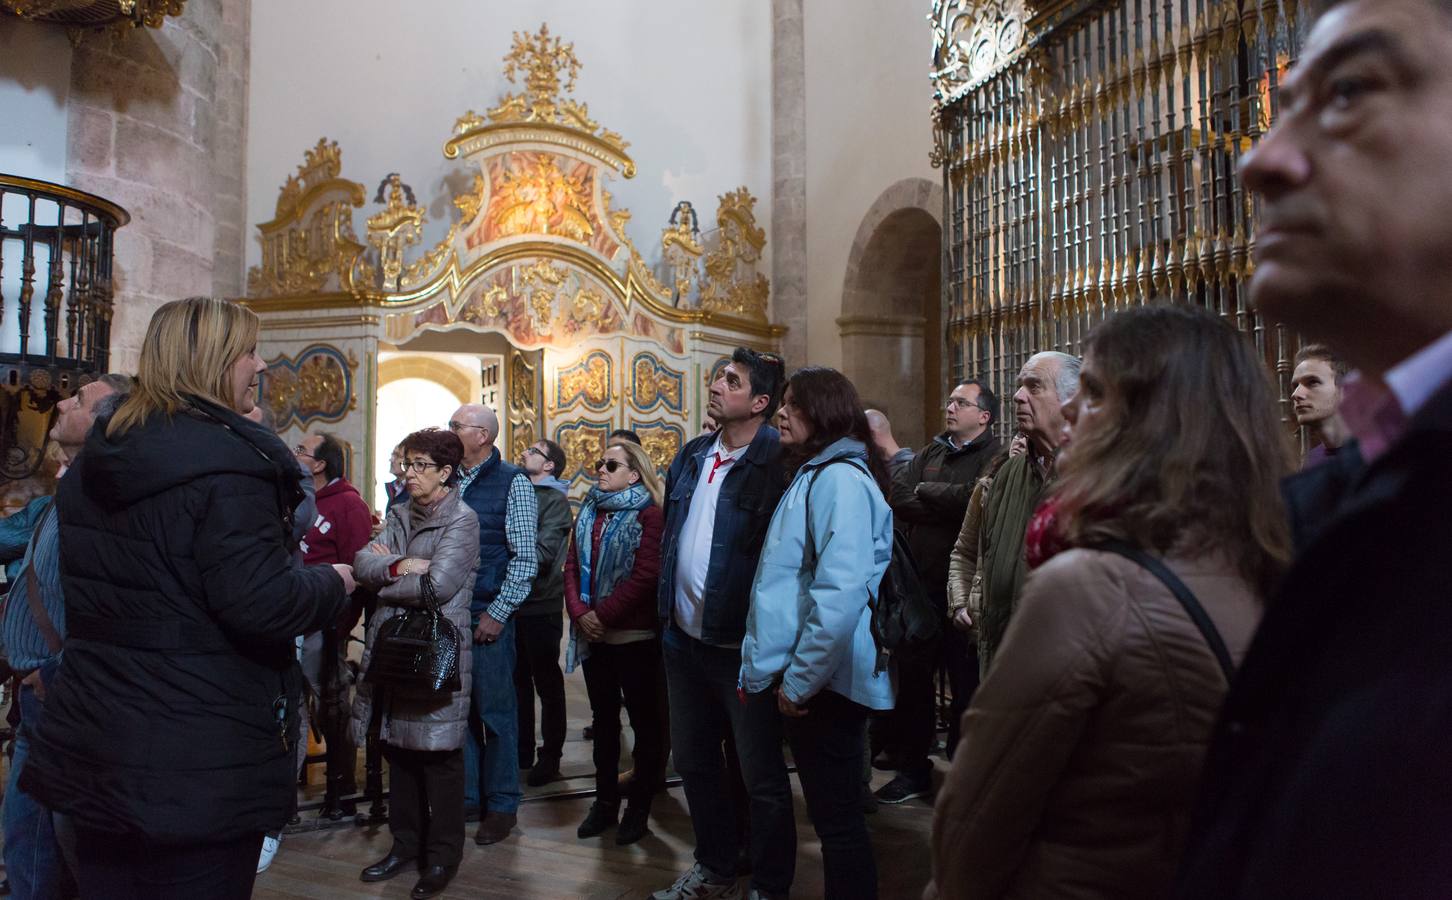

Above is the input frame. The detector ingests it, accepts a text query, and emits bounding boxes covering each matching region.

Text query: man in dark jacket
[877,379,1001,803]
[651,348,793,900]
[294,432,373,820]
[1176,2,1452,896]
[513,438,573,787]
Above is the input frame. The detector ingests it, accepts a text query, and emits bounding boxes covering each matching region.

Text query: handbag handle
[418,571,441,613]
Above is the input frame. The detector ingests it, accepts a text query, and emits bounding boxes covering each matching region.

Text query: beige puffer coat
[927,548,1263,900]
[352,489,479,752]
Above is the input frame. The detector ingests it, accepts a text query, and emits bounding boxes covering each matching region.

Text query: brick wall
[63,0,250,373]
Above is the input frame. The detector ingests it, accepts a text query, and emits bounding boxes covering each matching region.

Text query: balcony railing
[0,174,128,480]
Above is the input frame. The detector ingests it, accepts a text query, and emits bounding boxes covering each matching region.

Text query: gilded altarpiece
[242,25,782,504]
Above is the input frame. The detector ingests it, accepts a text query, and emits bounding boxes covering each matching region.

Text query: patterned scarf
[565,482,651,672]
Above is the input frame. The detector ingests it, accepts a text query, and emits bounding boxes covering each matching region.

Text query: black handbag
[363,573,462,697]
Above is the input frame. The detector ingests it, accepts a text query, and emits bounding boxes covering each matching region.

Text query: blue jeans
[4,664,72,900]
[463,617,522,814]
[664,624,795,895]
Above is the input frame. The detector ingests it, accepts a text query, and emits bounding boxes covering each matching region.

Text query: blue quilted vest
[460,448,522,616]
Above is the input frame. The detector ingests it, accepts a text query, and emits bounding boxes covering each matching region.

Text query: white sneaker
[650,862,741,900]
[256,834,281,873]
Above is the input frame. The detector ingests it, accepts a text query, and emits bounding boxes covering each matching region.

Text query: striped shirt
[1,496,63,672]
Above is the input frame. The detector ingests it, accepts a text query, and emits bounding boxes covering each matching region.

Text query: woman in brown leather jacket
[927,305,1295,900]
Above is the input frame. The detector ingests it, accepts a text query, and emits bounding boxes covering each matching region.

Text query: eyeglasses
[594,459,628,474]
[448,421,487,433]
[292,445,316,459]
[403,460,444,473]
[946,397,983,410]
[524,447,545,458]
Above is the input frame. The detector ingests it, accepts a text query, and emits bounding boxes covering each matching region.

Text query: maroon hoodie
[303,478,373,633]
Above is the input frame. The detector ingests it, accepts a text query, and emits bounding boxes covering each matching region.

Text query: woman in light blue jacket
[741,365,895,900]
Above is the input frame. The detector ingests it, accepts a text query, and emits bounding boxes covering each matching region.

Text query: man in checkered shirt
[447,404,539,847]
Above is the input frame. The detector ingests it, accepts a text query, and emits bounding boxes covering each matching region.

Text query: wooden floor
[255,673,939,899]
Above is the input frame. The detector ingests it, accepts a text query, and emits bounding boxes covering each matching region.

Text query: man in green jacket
[977,351,1080,674]
[514,439,575,786]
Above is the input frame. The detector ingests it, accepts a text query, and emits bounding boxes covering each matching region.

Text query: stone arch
[838,177,945,449]
[377,356,474,405]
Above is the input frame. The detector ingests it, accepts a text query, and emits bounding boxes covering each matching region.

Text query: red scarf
[1024,496,1070,570]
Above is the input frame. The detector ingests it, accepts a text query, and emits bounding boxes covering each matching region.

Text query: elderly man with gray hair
[953,351,1080,677]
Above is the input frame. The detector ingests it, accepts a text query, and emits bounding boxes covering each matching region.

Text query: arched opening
[839,179,944,450]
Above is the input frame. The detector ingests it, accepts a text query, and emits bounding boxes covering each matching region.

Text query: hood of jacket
[81,397,302,513]
[804,436,870,470]
[536,475,571,494]
[315,477,363,504]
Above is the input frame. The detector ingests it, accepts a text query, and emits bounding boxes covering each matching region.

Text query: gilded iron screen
[932,0,1312,435]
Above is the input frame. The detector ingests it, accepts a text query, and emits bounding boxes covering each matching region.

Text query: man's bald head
[450,403,500,467]
[865,408,892,437]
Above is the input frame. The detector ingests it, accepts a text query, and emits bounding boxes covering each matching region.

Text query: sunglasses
[594,458,629,474]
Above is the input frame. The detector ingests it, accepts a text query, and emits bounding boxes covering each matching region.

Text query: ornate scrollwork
[699,188,769,321]
[554,418,611,484]
[929,0,1030,102]
[260,344,357,429]
[633,421,685,474]
[247,139,367,298]
[1,0,185,30]
[366,174,425,292]
[630,352,684,413]
[555,350,613,411]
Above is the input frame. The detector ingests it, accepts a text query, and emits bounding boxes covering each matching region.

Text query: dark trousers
[513,612,567,766]
[581,638,665,811]
[785,690,878,900]
[664,625,796,894]
[943,626,980,758]
[384,743,465,869]
[73,828,260,900]
[881,632,942,781]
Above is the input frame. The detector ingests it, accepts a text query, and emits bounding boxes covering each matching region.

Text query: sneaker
[874,773,932,804]
[650,862,741,899]
[256,834,280,873]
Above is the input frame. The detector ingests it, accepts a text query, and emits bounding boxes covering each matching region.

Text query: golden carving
[661,201,705,306]
[569,287,604,323]
[520,259,565,332]
[493,155,593,241]
[631,356,683,412]
[454,173,487,224]
[1,0,185,31]
[699,188,770,320]
[639,430,681,473]
[557,353,611,409]
[559,426,608,481]
[366,174,425,292]
[247,139,367,298]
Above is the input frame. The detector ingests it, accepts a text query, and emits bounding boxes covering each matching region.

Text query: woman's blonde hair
[611,440,664,507]
[1050,304,1296,595]
[107,297,261,437]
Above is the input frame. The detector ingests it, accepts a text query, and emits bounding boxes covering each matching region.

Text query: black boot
[615,806,650,845]
[576,800,618,838]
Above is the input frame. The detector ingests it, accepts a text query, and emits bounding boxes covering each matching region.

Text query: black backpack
[806,459,940,675]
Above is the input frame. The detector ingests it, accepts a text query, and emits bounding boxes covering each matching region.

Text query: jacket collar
[933,429,993,455]
[692,423,780,468]
[805,436,868,468]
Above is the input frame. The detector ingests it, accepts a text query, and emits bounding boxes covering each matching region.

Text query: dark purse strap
[1092,539,1236,683]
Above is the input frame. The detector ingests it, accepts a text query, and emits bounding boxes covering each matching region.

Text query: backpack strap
[801,458,861,567]
[1092,539,1236,683]
[804,458,888,671]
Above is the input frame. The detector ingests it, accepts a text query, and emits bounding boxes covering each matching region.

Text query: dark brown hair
[780,366,892,495]
[401,427,465,485]
[1049,305,1296,596]
[1294,343,1349,385]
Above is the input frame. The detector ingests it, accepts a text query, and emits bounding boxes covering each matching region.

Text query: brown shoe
[474,811,517,845]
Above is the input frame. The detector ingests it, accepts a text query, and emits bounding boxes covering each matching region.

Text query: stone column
[772,0,808,367]
[63,0,251,373]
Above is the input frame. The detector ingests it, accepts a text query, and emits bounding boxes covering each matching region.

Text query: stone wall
[62,0,250,373]
[772,0,808,368]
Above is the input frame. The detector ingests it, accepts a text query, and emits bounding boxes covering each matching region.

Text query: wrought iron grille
[935,0,1311,437]
[0,174,128,480]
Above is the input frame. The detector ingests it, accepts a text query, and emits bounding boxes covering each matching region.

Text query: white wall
[802,0,937,368]
[0,18,71,183]
[246,0,772,274]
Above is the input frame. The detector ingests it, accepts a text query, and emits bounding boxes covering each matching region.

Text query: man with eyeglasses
[513,439,574,787]
[292,433,373,823]
[877,379,1002,806]
[445,405,538,847]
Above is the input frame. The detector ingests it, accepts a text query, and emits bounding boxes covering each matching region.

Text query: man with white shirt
[651,349,793,900]
[1177,2,1452,896]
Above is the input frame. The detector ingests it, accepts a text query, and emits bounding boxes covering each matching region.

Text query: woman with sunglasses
[353,427,480,900]
[564,440,666,845]
[741,366,896,899]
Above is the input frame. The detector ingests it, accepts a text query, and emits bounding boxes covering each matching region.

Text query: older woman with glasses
[564,440,665,846]
[353,427,480,900]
